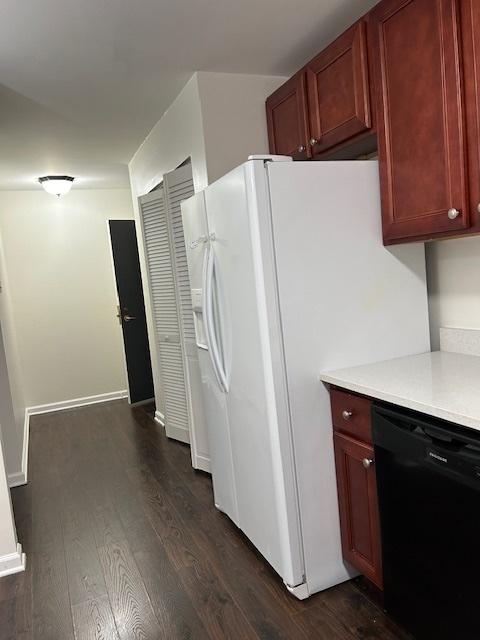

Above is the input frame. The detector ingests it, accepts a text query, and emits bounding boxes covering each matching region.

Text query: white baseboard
[154,410,165,426]
[192,454,211,474]
[0,543,26,578]
[166,424,190,444]
[27,389,128,415]
[154,412,189,444]
[8,390,128,488]
[8,471,27,488]
[130,397,155,407]
[8,409,30,488]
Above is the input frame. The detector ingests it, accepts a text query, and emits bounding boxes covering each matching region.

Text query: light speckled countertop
[320,351,480,431]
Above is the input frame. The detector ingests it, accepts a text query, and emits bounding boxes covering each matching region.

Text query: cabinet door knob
[342,410,353,421]
[309,138,318,146]
[362,458,374,469]
[297,145,305,153]
[447,208,460,220]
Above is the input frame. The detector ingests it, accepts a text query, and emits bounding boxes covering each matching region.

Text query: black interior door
[109,220,154,404]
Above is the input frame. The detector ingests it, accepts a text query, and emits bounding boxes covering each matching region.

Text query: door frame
[106,218,154,407]
[136,192,167,424]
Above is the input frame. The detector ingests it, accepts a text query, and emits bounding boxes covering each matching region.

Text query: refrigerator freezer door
[266,160,430,594]
[204,161,304,587]
[181,193,239,523]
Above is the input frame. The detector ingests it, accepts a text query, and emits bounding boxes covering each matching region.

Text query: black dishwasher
[373,404,480,640]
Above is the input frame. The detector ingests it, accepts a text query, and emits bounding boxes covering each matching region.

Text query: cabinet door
[266,73,310,160]
[461,0,480,234]
[372,0,468,243]
[307,20,372,156]
[334,432,383,588]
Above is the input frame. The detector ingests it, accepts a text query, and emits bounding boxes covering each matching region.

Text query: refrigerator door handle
[204,244,229,393]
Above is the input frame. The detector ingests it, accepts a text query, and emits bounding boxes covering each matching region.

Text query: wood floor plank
[0,597,16,640]
[91,502,127,549]
[61,503,108,606]
[72,595,120,640]
[294,595,358,640]
[98,539,163,640]
[178,562,260,640]
[32,544,75,639]
[320,582,412,640]
[132,526,210,640]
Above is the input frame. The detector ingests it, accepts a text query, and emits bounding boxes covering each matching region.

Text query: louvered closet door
[139,187,190,443]
[164,164,210,472]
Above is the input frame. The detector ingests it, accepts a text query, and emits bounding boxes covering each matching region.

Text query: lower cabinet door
[333,432,383,588]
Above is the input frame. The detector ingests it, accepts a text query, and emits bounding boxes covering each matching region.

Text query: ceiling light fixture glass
[38,175,74,197]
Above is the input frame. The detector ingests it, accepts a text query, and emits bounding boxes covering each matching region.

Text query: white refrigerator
[181,156,430,599]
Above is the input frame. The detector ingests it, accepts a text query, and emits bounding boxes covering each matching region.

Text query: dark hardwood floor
[0,400,411,639]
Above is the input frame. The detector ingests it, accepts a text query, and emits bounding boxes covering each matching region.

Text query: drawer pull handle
[362,458,374,469]
[342,410,353,421]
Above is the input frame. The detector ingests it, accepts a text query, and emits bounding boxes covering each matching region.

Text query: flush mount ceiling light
[38,175,74,197]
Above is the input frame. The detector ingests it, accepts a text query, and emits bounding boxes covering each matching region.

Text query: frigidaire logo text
[429,451,447,463]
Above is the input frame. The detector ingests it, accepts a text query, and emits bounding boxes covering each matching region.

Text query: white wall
[129,71,285,415]
[129,75,208,197]
[0,189,134,407]
[0,234,25,480]
[426,237,480,350]
[198,71,287,183]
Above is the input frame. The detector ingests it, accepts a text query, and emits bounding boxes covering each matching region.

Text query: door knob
[447,208,460,220]
[123,314,137,323]
[342,410,353,421]
[298,145,305,153]
[309,138,318,146]
[362,458,374,469]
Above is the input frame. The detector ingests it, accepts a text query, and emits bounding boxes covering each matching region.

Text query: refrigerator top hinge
[247,155,293,164]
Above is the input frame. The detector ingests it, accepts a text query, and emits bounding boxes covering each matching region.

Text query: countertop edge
[320,373,480,432]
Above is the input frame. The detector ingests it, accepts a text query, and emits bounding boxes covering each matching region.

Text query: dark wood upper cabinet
[307,20,373,156]
[371,0,469,244]
[460,0,480,234]
[333,431,383,589]
[266,73,310,160]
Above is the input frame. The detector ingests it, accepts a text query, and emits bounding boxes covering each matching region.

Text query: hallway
[0,401,409,639]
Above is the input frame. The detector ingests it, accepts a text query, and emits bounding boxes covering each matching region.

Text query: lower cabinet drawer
[333,431,383,589]
[331,388,373,444]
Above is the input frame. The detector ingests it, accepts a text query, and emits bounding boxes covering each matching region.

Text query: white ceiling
[0,0,378,190]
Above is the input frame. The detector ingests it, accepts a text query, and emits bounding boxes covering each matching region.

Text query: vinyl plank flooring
[0,597,16,640]
[61,501,108,606]
[1,399,410,640]
[0,559,33,637]
[177,562,260,640]
[98,540,163,640]
[32,545,75,639]
[72,595,120,640]
[132,526,209,640]
[319,582,412,640]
